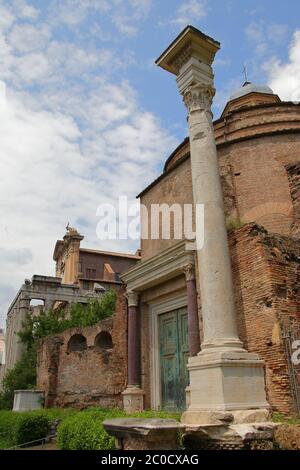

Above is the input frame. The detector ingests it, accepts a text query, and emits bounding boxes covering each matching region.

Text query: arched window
[67,334,87,352]
[94,331,113,351]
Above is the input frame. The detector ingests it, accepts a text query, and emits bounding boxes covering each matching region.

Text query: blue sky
[0,0,299,327]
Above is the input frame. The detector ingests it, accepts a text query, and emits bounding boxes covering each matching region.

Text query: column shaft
[184,264,201,356]
[186,278,200,356]
[127,304,140,386]
[186,96,243,351]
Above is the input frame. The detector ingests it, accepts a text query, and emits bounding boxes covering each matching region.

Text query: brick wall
[140,103,300,262]
[37,293,127,409]
[286,162,300,237]
[230,223,300,414]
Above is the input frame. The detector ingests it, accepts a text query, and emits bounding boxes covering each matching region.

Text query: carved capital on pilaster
[127,290,139,307]
[183,263,196,281]
[183,83,215,114]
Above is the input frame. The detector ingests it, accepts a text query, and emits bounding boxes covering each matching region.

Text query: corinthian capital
[183,263,196,281]
[183,83,215,114]
[127,290,139,307]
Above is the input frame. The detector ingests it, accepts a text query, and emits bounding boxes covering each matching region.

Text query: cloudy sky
[0,0,299,327]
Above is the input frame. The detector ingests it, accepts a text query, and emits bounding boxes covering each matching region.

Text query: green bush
[0,411,49,449]
[57,407,182,450]
[19,289,117,347]
[57,409,125,450]
[0,347,37,410]
[14,413,49,446]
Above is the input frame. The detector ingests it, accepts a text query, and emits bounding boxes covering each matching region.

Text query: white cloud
[0,4,15,30]
[9,23,51,53]
[0,81,176,327]
[48,0,110,27]
[0,0,177,328]
[264,30,300,102]
[245,21,288,57]
[111,0,152,36]
[13,0,40,20]
[166,0,207,27]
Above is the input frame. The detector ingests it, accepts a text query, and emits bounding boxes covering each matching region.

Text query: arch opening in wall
[94,331,113,351]
[68,334,87,352]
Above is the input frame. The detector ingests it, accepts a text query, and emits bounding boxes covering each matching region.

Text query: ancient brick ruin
[37,293,127,409]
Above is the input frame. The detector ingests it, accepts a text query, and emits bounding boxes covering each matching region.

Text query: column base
[122,387,144,413]
[181,350,269,425]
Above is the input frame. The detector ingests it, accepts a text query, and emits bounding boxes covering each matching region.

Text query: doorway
[159,308,189,411]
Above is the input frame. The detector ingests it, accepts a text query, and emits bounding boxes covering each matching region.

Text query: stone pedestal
[122,387,144,413]
[13,390,44,412]
[103,418,185,450]
[182,351,269,425]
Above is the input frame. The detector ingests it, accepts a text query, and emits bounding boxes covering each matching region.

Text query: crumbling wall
[230,223,300,415]
[37,294,127,409]
[286,162,300,237]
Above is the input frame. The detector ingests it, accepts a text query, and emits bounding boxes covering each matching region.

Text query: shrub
[0,411,49,449]
[14,413,49,446]
[57,409,125,450]
[57,408,182,450]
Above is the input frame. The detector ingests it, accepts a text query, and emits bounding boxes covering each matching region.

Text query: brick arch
[94,331,113,350]
[67,334,87,352]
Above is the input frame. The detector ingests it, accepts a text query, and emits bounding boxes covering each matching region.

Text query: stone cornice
[121,240,196,292]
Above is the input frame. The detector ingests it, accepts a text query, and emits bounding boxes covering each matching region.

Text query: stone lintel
[155,25,220,76]
[121,240,194,292]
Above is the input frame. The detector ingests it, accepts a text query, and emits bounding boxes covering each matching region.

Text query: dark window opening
[94,331,113,350]
[68,334,87,352]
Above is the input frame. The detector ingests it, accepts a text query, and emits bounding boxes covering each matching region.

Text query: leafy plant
[0,411,49,449]
[226,217,245,230]
[19,289,117,348]
[272,412,300,425]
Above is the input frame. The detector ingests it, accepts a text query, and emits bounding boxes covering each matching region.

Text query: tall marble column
[156,26,269,424]
[122,290,144,412]
[183,263,200,357]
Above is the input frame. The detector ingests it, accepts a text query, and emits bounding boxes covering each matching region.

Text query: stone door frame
[148,294,187,410]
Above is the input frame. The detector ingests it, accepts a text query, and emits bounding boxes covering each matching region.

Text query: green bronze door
[159,308,189,411]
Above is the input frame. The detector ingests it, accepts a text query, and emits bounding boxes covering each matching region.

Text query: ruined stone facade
[37,293,127,409]
[1,275,105,382]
